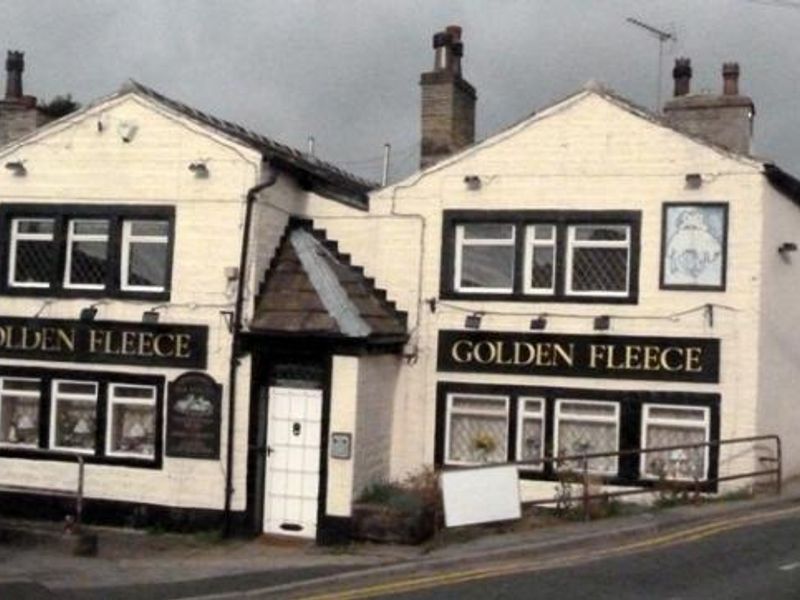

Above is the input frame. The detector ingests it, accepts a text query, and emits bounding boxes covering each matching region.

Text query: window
[0,205,174,299]
[50,380,98,453]
[106,384,157,459]
[65,220,109,290]
[517,397,545,470]
[566,225,631,296]
[0,378,41,447]
[9,218,55,288]
[121,220,170,292]
[0,367,163,466]
[445,393,509,464]
[554,400,619,475]
[454,223,515,293]
[523,225,556,294]
[642,405,710,480]
[442,210,640,302]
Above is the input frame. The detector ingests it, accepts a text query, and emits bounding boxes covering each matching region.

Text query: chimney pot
[673,57,692,97]
[446,25,462,41]
[722,62,740,95]
[5,50,24,100]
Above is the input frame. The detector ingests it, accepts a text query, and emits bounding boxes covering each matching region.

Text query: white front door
[263,386,323,538]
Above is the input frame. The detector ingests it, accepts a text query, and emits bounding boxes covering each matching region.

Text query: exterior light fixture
[463,175,481,191]
[685,173,702,189]
[142,303,168,323]
[4,160,26,176]
[593,315,610,331]
[79,306,98,322]
[189,162,209,178]
[778,242,798,257]
[464,312,483,329]
[529,316,547,330]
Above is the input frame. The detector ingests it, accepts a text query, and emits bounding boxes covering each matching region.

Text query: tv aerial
[626,17,677,111]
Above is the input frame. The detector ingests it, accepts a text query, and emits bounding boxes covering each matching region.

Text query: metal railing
[0,453,85,532]
[513,434,781,521]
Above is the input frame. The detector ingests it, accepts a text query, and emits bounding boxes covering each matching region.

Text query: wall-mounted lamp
[593,315,610,331]
[142,304,167,324]
[464,312,483,330]
[189,162,209,178]
[778,242,798,259]
[529,316,547,330]
[80,306,98,322]
[5,160,26,176]
[463,175,481,191]
[685,173,703,189]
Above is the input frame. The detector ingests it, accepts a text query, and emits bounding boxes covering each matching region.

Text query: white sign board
[441,465,521,527]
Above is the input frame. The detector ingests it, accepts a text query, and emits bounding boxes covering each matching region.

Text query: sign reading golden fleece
[0,317,208,368]
[437,330,719,383]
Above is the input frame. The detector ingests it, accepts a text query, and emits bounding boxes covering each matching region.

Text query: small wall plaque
[330,432,352,460]
[166,372,222,459]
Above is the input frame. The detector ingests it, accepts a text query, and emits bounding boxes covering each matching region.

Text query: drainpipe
[223,164,280,537]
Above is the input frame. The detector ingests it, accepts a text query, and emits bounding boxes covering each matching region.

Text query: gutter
[223,164,280,537]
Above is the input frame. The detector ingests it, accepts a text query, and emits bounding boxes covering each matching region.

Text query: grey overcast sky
[2,0,799,182]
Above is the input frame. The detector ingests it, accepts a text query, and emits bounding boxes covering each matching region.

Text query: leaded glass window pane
[644,426,706,480]
[10,218,55,287]
[555,400,619,474]
[122,220,170,290]
[51,381,97,452]
[107,384,156,459]
[0,378,40,447]
[571,247,628,292]
[446,395,508,464]
[66,219,109,288]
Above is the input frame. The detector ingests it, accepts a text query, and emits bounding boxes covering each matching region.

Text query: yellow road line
[300,504,800,600]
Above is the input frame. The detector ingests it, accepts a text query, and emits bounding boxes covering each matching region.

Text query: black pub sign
[0,317,208,369]
[438,330,720,383]
[166,372,222,459]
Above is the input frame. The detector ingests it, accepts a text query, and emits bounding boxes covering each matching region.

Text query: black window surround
[435,381,720,491]
[0,204,175,301]
[0,364,164,469]
[440,210,642,304]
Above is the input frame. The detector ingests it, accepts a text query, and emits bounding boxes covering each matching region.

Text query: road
[298,505,800,600]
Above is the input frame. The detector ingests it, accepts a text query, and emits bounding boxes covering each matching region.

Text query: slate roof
[121,80,375,206]
[249,219,407,346]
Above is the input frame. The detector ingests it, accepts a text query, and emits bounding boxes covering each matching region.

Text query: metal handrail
[444,434,782,521]
[521,434,782,520]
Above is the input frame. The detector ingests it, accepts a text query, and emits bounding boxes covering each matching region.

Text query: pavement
[1,478,799,599]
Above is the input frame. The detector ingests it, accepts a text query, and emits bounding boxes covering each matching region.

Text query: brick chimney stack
[5,50,24,100]
[673,57,692,97]
[663,58,754,155]
[420,25,476,169]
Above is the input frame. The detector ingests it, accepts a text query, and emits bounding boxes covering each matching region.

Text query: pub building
[2,29,800,543]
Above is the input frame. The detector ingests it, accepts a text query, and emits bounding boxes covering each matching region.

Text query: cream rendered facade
[313,87,799,497]
[0,85,388,538]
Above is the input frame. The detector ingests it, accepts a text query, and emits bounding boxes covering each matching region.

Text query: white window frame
[523,224,557,295]
[49,379,98,454]
[0,377,41,448]
[454,223,515,294]
[8,218,54,288]
[105,383,157,459]
[641,404,710,481]
[444,393,510,465]
[120,220,169,293]
[565,224,631,297]
[64,219,109,290]
[516,397,545,471]
[554,399,620,475]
